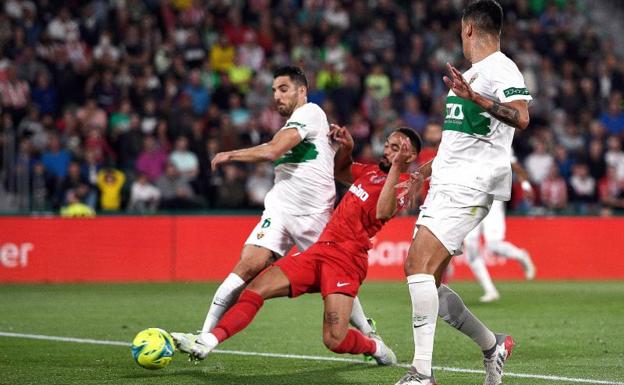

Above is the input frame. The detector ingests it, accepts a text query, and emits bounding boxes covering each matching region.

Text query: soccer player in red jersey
[184,126,422,364]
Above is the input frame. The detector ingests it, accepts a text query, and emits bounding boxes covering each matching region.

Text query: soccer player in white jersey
[465,155,537,303]
[395,1,532,385]
[172,66,376,356]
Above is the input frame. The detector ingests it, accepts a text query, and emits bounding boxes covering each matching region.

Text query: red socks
[211,289,375,358]
[331,329,377,355]
[212,289,264,342]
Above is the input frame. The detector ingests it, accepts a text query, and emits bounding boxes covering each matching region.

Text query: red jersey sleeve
[350,162,375,180]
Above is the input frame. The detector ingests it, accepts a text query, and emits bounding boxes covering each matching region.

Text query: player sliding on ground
[172,66,377,354]
[178,127,421,364]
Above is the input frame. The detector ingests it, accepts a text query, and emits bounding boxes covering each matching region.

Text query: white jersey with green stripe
[432,51,532,201]
[264,102,337,215]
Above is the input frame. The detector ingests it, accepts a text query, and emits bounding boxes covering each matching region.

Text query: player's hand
[395,171,424,209]
[328,123,354,150]
[521,180,535,201]
[211,151,231,171]
[391,137,412,165]
[443,63,476,101]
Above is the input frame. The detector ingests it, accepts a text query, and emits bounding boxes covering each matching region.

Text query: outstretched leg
[201,245,276,333]
[189,265,291,360]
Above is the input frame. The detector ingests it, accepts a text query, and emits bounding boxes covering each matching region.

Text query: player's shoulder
[296,102,325,117]
[487,51,523,76]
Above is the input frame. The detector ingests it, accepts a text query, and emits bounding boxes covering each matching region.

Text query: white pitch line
[1,331,622,385]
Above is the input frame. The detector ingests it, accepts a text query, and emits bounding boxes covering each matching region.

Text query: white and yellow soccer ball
[131,328,175,370]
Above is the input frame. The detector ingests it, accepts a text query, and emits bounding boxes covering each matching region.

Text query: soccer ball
[131,328,175,370]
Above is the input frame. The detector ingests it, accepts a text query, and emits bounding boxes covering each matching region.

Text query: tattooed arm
[443,63,530,130]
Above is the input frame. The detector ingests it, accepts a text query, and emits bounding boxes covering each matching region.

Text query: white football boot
[480,290,501,303]
[170,332,198,355]
[189,333,219,360]
[394,367,436,385]
[369,334,397,366]
[483,333,515,385]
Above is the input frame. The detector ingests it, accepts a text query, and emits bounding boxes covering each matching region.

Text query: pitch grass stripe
[1,332,622,385]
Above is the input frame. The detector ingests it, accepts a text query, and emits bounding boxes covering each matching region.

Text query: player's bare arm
[211,128,302,170]
[417,159,433,180]
[443,63,530,130]
[511,160,535,200]
[377,138,413,220]
[329,123,355,185]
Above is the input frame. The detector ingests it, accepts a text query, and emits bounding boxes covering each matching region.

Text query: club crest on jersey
[468,73,478,85]
[349,183,369,202]
[257,231,265,239]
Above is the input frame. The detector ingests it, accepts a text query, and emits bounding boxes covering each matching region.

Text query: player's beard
[276,99,297,117]
[379,157,391,173]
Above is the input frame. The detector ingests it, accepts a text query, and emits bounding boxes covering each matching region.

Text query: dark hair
[273,66,308,88]
[462,0,503,35]
[394,127,422,154]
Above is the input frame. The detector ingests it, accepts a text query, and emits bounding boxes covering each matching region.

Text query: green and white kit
[246,102,337,256]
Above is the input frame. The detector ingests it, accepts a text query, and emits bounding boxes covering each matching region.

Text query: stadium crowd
[0,0,623,215]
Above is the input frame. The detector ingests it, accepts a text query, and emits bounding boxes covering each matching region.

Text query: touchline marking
[1,331,622,385]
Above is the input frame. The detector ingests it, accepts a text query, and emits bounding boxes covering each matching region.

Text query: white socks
[202,273,246,333]
[467,255,498,295]
[487,240,525,261]
[407,274,438,377]
[198,332,219,349]
[349,296,373,335]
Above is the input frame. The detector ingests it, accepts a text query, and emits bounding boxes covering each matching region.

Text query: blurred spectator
[135,136,167,183]
[96,168,125,211]
[156,163,199,210]
[58,161,96,209]
[41,134,70,181]
[46,7,79,42]
[112,113,143,172]
[605,136,624,181]
[599,166,624,215]
[31,72,57,116]
[569,163,597,214]
[183,69,210,116]
[216,164,247,208]
[60,190,96,217]
[402,95,428,133]
[525,141,555,186]
[599,93,624,136]
[77,99,107,131]
[169,136,199,182]
[210,34,235,73]
[30,161,51,212]
[246,164,273,208]
[127,173,160,213]
[0,64,29,122]
[553,145,574,180]
[541,166,568,212]
[587,139,607,181]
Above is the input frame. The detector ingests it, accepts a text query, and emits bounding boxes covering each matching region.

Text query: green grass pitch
[0,281,623,385]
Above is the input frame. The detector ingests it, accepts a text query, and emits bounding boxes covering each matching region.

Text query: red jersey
[318,163,409,253]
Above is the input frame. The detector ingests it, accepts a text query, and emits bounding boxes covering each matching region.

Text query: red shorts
[274,241,368,298]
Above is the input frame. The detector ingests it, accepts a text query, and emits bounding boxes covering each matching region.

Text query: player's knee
[233,259,265,282]
[323,329,347,352]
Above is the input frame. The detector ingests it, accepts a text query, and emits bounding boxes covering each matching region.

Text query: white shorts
[415,184,494,256]
[244,209,332,257]
[465,200,506,246]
